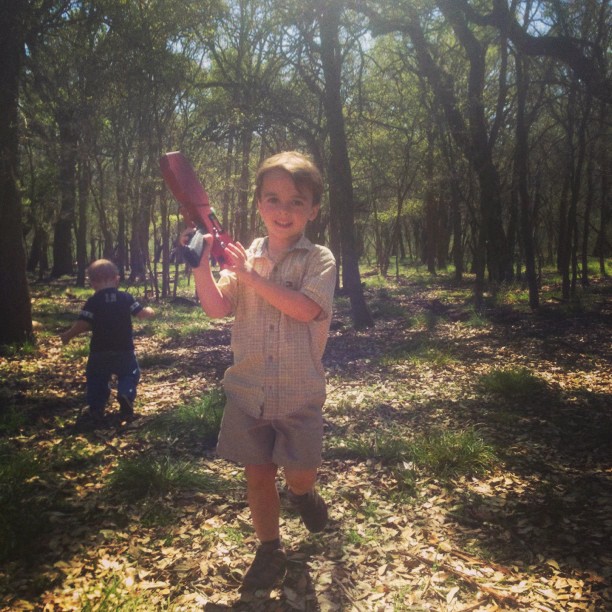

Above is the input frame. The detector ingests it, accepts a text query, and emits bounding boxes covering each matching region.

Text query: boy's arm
[224,242,322,323]
[191,234,233,318]
[59,319,91,344]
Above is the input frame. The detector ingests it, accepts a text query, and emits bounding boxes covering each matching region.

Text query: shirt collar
[251,234,314,260]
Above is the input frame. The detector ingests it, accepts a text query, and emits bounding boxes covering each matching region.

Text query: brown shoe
[241,544,287,591]
[288,489,328,533]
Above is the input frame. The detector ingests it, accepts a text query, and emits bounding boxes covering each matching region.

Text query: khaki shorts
[216,401,324,469]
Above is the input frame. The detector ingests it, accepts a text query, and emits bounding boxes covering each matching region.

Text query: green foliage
[0,443,48,561]
[147,304,211,342]
[0,405,27,435]
[144,388,225,444]
[328,428,495,481]
[79,575,149,612]
[109,455,222,502]
[61,337,89,358]
[380,341,455,367]
[0,340,38,358]
[406,429,496,479]
[478,367,547,398]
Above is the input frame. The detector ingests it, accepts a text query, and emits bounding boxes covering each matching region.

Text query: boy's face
[257,169,319,248]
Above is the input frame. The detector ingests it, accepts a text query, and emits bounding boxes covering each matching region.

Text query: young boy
[191,151,336,591]
[60,259,155,428]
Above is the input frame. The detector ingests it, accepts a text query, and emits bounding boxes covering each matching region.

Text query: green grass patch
[0,443,50,561]
[0,405,28,435]
[61,338,90,358]
[406,429,496,479]
[380,341,455,367]
[0,339,38,358]
[48,438,100,471]
[79,574,148,611]
[328,428,495,481]
[144,388,224,444]
[478,367,547,398]
[109,455,223,501]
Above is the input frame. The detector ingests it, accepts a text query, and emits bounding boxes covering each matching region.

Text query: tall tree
[0,0,71,343]
[0,0,33,343]
[317,1,373,327]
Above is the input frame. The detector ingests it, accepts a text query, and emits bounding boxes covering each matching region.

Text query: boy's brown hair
[87,259,119,283]
[255,151,324,206]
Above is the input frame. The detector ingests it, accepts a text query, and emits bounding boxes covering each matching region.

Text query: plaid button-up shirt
[217,235,336,419]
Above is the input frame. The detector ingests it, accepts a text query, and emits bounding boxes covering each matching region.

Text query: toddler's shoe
[118,395,135,420]
[240,543,287,592]
[74,409,105,432]
[288,489,328,533]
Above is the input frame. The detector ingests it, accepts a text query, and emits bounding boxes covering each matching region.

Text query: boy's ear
[308,203,320,221]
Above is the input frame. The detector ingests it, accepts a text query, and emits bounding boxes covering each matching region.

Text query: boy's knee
[245,463,278,488]
[284,468,318,495]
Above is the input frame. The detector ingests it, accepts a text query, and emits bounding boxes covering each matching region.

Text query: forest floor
[1,271,611,611]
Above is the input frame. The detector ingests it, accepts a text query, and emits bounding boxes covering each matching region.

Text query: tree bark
[0,0,33,344]
[318,2,373,328]
[515,54,539,309]
[51,108,78,277]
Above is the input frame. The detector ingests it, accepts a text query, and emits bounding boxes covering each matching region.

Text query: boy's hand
[224,242,255,279]
[179,229,213,267]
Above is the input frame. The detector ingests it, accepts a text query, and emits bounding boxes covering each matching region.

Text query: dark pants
[86,351,140,413]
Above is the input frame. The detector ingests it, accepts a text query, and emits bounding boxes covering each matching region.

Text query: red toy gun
[159,151,235,268]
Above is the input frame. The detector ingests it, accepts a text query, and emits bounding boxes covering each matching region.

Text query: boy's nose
[276,201,292,212]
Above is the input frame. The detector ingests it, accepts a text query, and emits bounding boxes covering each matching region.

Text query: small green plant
[328,428,495,481]
[407,429,496,479]
[144,388,224,444]
[62,338,90,358]
[380,342,455,367]
[328,430,412,462]
[0,443,49,561]
[0,406,27,435]
[49,439,99,470]
[79,574,148,611]
[0,339,38,358]
[109,455,223,501]
[479,367,547,398]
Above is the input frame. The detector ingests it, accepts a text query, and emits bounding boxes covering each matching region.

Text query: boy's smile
[258,169,319,252]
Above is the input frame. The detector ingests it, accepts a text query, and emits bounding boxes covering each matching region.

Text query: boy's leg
[241,463,287,590]
[116,352,140,417]
[245,463,280,542]
[285,467,328,533]
[85,353,111,417]
[284,467,317,496]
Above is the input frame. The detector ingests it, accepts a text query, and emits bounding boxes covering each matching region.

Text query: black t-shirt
[78,288,144,352]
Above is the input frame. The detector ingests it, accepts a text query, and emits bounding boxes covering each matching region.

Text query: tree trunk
[76,155,89,286]
[515,54,539,309]
[423,128,436,274]
[0,0,32,344]
[51,109,78,277]
[318,2,373,328]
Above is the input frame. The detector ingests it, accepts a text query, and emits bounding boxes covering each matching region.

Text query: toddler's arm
[59,319,91,345]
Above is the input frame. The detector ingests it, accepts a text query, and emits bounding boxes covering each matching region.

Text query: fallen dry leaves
[1,276,610,611]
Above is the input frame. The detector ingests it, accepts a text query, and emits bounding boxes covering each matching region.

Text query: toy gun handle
[159,151,235,268]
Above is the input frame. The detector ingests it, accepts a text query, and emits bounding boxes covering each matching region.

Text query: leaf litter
[1,276,611,611]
